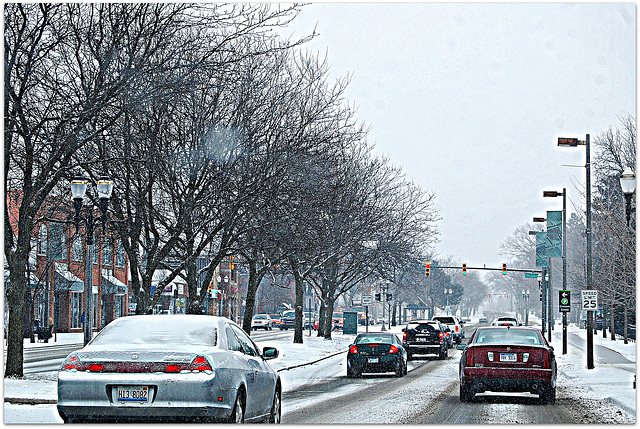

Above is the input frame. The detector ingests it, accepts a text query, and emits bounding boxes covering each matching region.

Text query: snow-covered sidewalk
[552,322,636,416]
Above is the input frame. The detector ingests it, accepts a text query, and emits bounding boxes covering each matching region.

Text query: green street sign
[525,272,538,279]
[559,289,571,312]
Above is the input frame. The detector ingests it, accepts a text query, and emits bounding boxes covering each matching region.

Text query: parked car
[279,310,295,330]
[492,316,520,326]
[479,317,489,324]
[269,314,282,327]
[347,332,407,377]
[303,313,319,330]
[402,320,448,360]
[457,326,557,404]
[57,315,281,423]
[252,314,273,331]
[432,315,465,344]
[332,313,344,331]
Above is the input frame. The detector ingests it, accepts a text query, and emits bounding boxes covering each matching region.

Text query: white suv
[431,315,464,344]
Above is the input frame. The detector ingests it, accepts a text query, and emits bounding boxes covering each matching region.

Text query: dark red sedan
[457,326,557,404]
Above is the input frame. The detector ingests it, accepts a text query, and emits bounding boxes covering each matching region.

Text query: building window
[71,292,82,329]
[103,238,112,266]
[72,236,83,261]
[37,225,47,255]
[116,241,125,267]
[49,224,65,260]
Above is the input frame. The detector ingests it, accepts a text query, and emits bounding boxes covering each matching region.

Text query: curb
[276,349,347,372]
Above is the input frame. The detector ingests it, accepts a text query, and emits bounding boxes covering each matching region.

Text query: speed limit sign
[581,290,598,310]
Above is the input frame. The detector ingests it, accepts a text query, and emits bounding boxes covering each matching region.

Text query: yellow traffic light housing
[462,263,467,276]
[502,263,507,275]
[425,262,431,277]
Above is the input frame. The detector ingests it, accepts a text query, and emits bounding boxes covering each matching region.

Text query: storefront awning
[102,273,127,295]
[54,265,84,292]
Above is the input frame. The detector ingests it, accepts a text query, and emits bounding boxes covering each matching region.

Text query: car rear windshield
[356,334,394,344]
[407,323,437,332]
[253,314,267,319]
[475,328,542,346]
[433,317,456,324]
[91,317,217,347]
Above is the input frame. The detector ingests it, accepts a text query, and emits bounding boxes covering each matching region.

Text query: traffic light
[425,262,431,277]
[502,263,507,275]
[375,293,381,301]
[387,293,392,301]
[462,263,467,276]
[230,256,235,270]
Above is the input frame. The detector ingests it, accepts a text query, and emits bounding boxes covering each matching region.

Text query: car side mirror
[401,328,406,332]
[263,347,279,360]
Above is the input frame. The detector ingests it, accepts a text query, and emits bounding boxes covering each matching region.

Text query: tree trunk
[623,303,628,345]
[323,299,335,340]
[317,302,327,338]
[242,259,260,334]
[290,258,305,344]
[5,257,28,377]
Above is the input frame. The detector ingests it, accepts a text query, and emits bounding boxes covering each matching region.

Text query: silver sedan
[57,315,281,423]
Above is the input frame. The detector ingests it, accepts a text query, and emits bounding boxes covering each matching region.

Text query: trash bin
[343,312,358,335]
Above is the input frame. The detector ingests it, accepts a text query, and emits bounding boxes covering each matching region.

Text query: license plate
[500,353,517,362]
[367,357,379,363]
[117,386,149,403]
[418,338,426,342]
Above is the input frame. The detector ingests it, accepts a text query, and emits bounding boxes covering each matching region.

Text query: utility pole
[585,134,594,369]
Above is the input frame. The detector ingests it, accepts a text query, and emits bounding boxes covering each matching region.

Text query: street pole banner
[546,210,563,257]
[535,232,549,267]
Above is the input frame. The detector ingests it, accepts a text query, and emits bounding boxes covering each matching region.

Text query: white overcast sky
[283,2,636,269]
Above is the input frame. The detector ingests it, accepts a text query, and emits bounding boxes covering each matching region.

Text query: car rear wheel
[395,359,404,377]
[229,390,245,423]
[269,388,281,423]
[540,386,556,404]
[347,366,360,378]
[459,383,474,402]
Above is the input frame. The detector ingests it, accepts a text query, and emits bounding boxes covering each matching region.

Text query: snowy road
[282,347,635,424]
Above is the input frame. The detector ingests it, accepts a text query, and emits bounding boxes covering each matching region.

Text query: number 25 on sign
[581,290,598,310]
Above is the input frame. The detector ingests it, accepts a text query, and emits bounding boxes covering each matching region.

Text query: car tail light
[61,354,86,371]
[455,326,459,333]
[87,363,103,372]
[487,352,494,361]
[542,350,550,369]
[439,332,443,339]
[466,348,474,366]
[349,345,359,354]
[389,345,399,354]
[403,332,407,341]
[185,355,212,372]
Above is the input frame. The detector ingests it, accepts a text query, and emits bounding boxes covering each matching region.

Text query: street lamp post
[71,175,114,346]
[558,135,594,369]
[522,289,529,326]
[381,281,390,332]
[444,288,453,314]
[544,188,568,353]
[619,167,636,226]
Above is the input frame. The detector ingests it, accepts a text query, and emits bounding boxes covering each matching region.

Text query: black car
[347,333,407,378]
[402,320,448,360]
